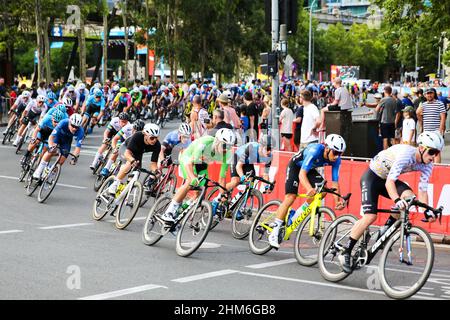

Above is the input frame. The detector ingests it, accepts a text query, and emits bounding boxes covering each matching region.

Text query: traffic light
[260,52,278,76]
[265,0,298,35]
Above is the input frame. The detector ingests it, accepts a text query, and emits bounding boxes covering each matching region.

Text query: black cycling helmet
[133,119,145,131]
[118,112,129,121]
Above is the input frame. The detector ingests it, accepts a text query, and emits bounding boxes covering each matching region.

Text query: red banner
[182,151,450,235]
[148,50,155,76]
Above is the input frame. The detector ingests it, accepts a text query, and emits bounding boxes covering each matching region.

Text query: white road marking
[245,258,297,269]
[106,216,147,223]
[238,271,445,300]
[39,223,93,230]
[0,175,87,189]
[0,229,23,235]
[79,284,167,300]
[171,269,238,283]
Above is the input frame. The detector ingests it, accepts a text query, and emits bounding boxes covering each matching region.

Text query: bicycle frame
[112,169,143,206]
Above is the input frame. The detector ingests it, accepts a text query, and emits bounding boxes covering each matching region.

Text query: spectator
[319,77,352,129]
[416,88,446,163]
[401,92,414,107]
[190,95,210,139]
[0,77,8,124]
[242,91,259,142]
[208,109,232,136]
[260,94,272,130]
[437,91,450,112]
[366,85,397,150]
[412,88,425,110]
[37,81,47,97]
[299,89,320,149]
[392,89,404,145]
[293,95,303,150]
[217,93,241,132]
[279,98,294,151]
[401,106,416,145]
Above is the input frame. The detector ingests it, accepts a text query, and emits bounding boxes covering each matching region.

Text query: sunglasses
[148,136,157,141]
[70,124,80,130]
[426,147,440,156]
[331,149,343,157]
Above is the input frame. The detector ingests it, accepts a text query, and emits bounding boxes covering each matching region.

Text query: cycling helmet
[215,128,235,146]
[94,83,101,89]
[417,131,444,151]
[133,119,145,131]
[69,113,83,127]
[189,84,197,91]
[36,95,46,103]
[120,87,128,93]
[212,85,218,91]
[112,85,120,92]
[68,85,75,92]
[143,123,160,137]
[325,134,346,153]
[160,85,167,91]
[22,90,31,98]
[57,104,66,113]
[47,92,56,100]
[139,85,146,91]
[52,110,64,123]
[118,112,129,121]
[62,96,73,107]
[94,89,103,97]
[78,83,86,90]
[130,88,139,95]
[168,84,174,90]
[178,123,192,136]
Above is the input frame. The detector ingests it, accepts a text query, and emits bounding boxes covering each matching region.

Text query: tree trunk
[166,2,170,82]
[35,0,44,83]
[78,17,86,82]
[145,0,150,83]
[122,0,129,87]
[43,17,51,83]
[102,0,108,83]
[201,35,206,80]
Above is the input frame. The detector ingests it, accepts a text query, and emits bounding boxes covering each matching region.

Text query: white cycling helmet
[112,85,120,92]
[36,95,46,103]
[178,123,192,136]
[325,134,346,153]
[168,83,174,89]
[417,131,444,151]
[68,85,75,91]
[78,83,86,90]
[143,123,160,137]
[62,96,73,107]
[189,83,197,91]
[160,85,167,91]
[139,85,146,91]
[215,128,235,146]
[94,83,101,89]
[69,113,83,127]
[22,90,31,98]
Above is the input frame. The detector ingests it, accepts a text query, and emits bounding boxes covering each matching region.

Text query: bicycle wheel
[231,189,263,240]
[92,176,116,221]
[378,226,434,299]
[1,127,10,145]
[37,164,61,203]
[142,194,172,246]
[176,200,213,257]
[93,173,106,192]
[115,180,143,230]
[18,156,31,182]
[144,172,177,207]
[294,206,336,267]
[318,214,358,282]
[248,200,281,255]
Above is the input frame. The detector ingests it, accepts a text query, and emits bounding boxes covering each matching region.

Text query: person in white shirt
[37,81,48,98]
[300,89,320,149]
[401,106,416,145]
[279,98,294,151]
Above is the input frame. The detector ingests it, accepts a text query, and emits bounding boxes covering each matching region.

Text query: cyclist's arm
[123,149,135,163]
[236,161,245,178]
[111,132,122,149]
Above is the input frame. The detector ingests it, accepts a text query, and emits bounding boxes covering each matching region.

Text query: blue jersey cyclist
[46,92,58,109]
[158,123,192,165]
[269,134,347,249]
[32,114,84,180]
[81,89,106,130]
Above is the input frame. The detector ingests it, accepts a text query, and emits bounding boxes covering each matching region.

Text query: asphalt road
[1,119,450,301]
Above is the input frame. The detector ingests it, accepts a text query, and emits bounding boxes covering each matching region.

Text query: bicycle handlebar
[379,197,443,224]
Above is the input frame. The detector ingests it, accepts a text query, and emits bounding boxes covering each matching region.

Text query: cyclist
[3,90,31,136]
[60,96,75,116]
[21,109,66,166]
[89,112,130,171]
[107,85,120,109]
[100,119,143,177]
[113,87,131,113]
[128,88,142,115]
[75,83,89,113]
[46,92,58,109]
[61,85,77,102]
[81,89,106,131]
[32,113,84,179]
[158,122,192,165]
[107,123,161,194]
[339,131,444,273]
[13,95,48,147]
[160,128,236,223]
[268,134,347,249]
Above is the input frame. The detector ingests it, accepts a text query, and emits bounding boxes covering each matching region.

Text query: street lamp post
[308,0,317,81]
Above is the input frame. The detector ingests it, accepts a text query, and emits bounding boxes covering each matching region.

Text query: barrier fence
[184,150,450,236]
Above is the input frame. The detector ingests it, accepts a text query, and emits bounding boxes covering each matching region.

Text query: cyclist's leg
[32,146,56,179]
[107,145,134,194]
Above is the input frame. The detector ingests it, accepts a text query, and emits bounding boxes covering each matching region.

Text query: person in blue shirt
[46,92,58,109]
[81,89,106,132]
[268,134,347,249]
[32,114,84,180]
[401,92,414,108]
[158,123,192,165]
[20,109,65,167]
